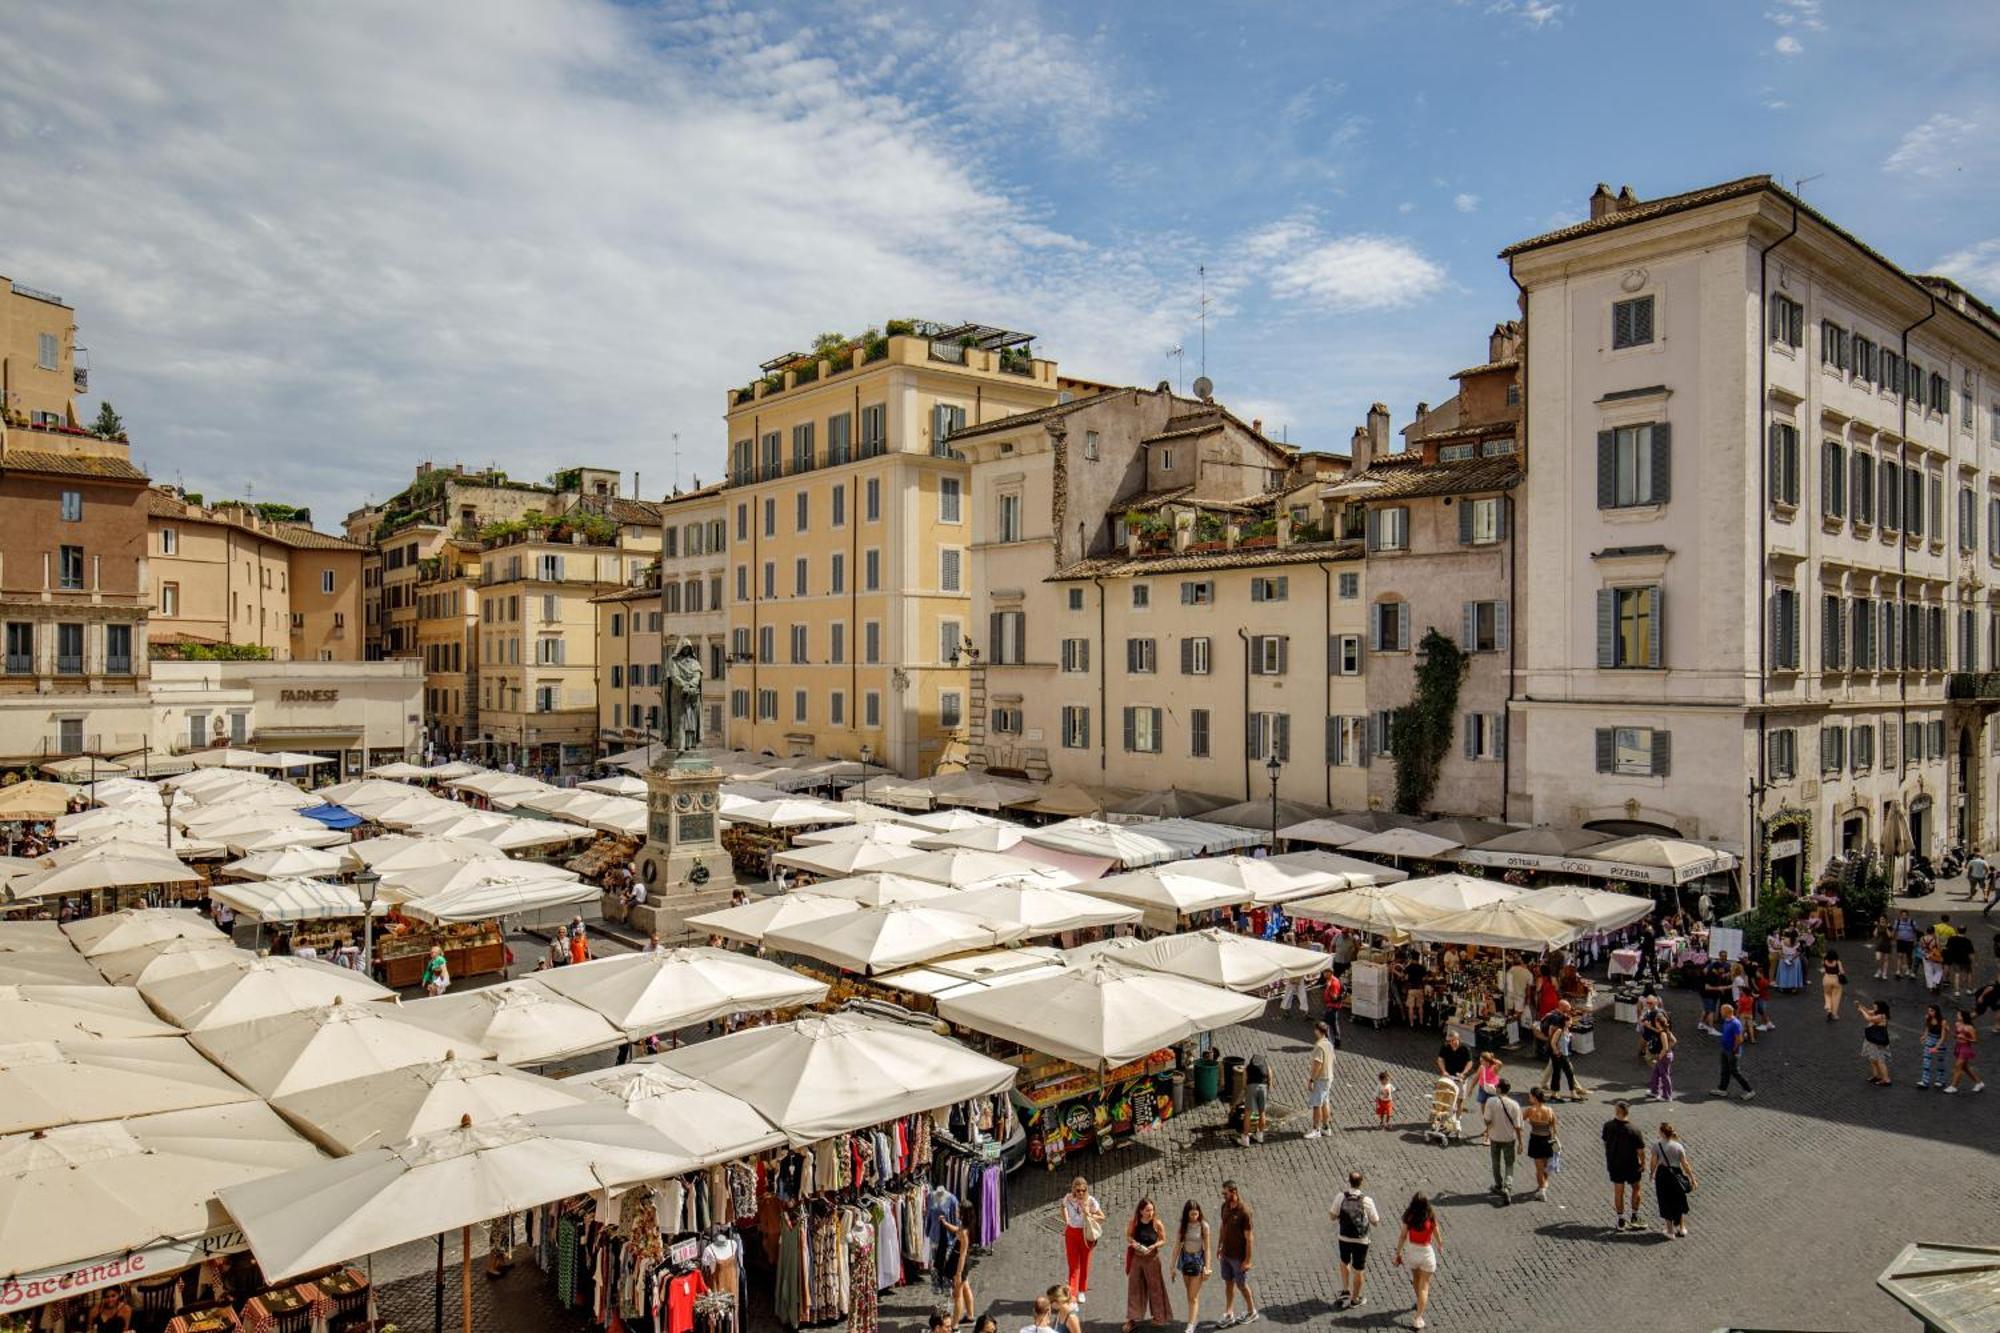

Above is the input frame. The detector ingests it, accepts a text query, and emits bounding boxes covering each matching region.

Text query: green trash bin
[1191,1057,1220,1106]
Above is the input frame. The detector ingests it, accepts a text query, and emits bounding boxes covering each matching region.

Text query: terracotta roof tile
[1335,457,1521,502]
[943,388,1128,443]
[1498,176,1773,257]
[1050,539,1362,581]
[142,488,365,551]
[2,449,149,482]
[1450,357,1520,380]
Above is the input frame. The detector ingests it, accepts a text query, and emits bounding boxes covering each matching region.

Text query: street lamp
[858,744,873,804]
[160,785,178,858]
[1266,752,1283,849]
[354,867,381,978]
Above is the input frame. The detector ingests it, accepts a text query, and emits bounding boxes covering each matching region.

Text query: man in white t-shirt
[1331,1170,1381,1310]
[1306,1022,1337,1139]
[1482,1079,1525,1204]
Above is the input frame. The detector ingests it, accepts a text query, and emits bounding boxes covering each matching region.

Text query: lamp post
[858,744,873,804]
[161,785,178,858]
[355,867,381,978]
[1266,752,1283,850]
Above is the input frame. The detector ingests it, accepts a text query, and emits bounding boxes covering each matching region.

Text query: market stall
[137,955,394,1031]
[371,913,508,988]
[399,980,626,1064]
[534,948,830,1038]
[761,902,1028,975]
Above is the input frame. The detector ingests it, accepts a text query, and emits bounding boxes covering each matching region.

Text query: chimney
[1589,183,1616,220]
[1414,401,1429,424]
[1616,185,1639,212]
[1251,418,1263,435]
[1490,324,1509,362]
[1350,425,1373,473]
[1367,402,1391,460]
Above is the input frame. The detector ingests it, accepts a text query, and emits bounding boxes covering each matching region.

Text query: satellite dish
[1192,376,1213,400]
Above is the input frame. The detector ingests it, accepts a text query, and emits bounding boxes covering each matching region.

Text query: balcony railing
[56,654,83,675]
[928,340,967,364]
[105,655,132,675]
[1946,672,2000,701]
[5,655,29,675]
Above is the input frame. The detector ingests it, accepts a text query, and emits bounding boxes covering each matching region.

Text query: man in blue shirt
[1714,1003,1755,1100]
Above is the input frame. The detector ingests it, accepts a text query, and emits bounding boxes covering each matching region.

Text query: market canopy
[397,873,597,925]
[0,949,108,986]
[761,902,1028,974]
[321,779,430,807]
[188,747,283,770]
[64,908,217,958]
[1453,825,1616,873]
[896,807,1006,834]
[347,835,503,873]
[909,824,1027,853]
[298,803,364,830]
[1021,818,1183,870]
[1275,818,1372,848]
[0,983,183,1040]
[1007,781,1128,819]
[1288,883,1451,938]
[1072,865,1259,932]
[931,773,1041,811]
[1085,928,1332,991]
[462,818,595,852]
[1342,827,1467,861]
[770,839,918,879]
[398,981,625,1064]
[90,936,246,988]
[938,961,1263,1070]
[0,780,82,819]
[218,1103,704,1284]
[727,798,854,829]
[1199,797,1337,831]
[683,893,863,947]
[1408,900,1589,951]
[1108,787,1230,820]
[226,825,353,854]
[536,948,830,1036]
[273,1057,602,1155]
[790,821,927,848]
[1389,872,1522,914]
[578,774,648,798]
[209,876,381,923]
[220,845,349,881]
[1511,885,1656,932]
[40,836,189,870]
[9,854,203,901]
[364,762,431,780]
[781,872,954,907]
[0,1036,258,1134]
[564,1061,787,1169]
[1577,835,1740,885]
[138,956,394,1031]
[1415,818,1515,848]
[929,883,1143,936]
[1159,854,1341,904]
[660,1011,1017,1145]
[424,761,486,781]
[876,848,1069,889]
[189,998,495,1099]
[39,755,126,781]
[1268,849,1409,884]
[0,1102,324,1280]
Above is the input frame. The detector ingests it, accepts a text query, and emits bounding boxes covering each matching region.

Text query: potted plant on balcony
[1241,517,1279,549]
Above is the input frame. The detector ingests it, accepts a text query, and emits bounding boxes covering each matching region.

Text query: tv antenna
[1166,345,1185,394]
[671,433,681,494]
[1792,172,1824,197]
[1197,264,1210,379]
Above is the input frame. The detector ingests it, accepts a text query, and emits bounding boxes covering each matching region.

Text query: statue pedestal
[634,754,737,942]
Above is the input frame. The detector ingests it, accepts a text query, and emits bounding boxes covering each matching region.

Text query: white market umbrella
[221,845,348,881]
[896,808,1005,834]
[877,848,1055,888]
[683,893,862,947]
[404,809,512,839]
[352,837,501,874]
[771,839,920,878]
[226,825,352,853]
[209,876,380,923]
[265,752,337,771]
[564,1061,785,1168]
[322,779,432,806]
[537,948,829,1037]
[1268,849,1408,884]
[790,822,926,848]
[11,855,202,901]
[39,755,128,781]
[931,883,1142,936]
[0,1037,258,1134]
[1391,873,1522,914]
[364,761,431,780]
[397,874,596,925]
[1512,885,1657,932]
[0,920,73,951]
[1580,835,1739,885]
[1409,900,1590,951]
[1021,819,1182,870]
[424,762,485,782]
[91,936,247,988]
[784,872,955,907]
[578,774,647,798]
[1288,883,1450,938]
[1161,854,1340,904]
[377,856,558,898]
[0,949,108,985]
[0,779,82,819]
[1275,818,1372,848]
[0,984,183,1040]
[910,824,1027,853]
[0,1102,323,1278]
[188,748,282,770]
[729,798,854,830]
[397,981,625,1064]
[932,774,1041,811]
[461,818,594,852]
[53,807,164,840]
[584,799,646,836]
[1343,827,1467,862]
[366,795,460,829]
[272,1057,603,1155]
[139,956,394,1031]
[39,837,190,870]
[1087,928,1332,991]
[443,772,551,804]
[762,902,1027,974]
[938,961,1262,1070]
[661,1011,1017,1144]
[64,908,218,958]
[190,998,495,1099]
[1072,866,1256,931]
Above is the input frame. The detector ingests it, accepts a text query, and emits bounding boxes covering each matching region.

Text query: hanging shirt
[664,1269,707,1333]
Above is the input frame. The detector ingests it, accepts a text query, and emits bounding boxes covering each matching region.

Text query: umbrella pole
[433,1232,444,1333]
[461,1224,473,1333]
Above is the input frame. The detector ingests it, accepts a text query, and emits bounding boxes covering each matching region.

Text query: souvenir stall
[208,876,380,963]
[371,909,507,987]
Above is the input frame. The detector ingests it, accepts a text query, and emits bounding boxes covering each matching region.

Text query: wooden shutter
[1595,728,1615,772]
[1246,712,1264,759]
[1356,717,1371,767]
[1650,423,1672,504]
[1597,430,1617,508]
[1121,707,1136,753]
[1463,602,1476,650]
[1181,637,1195,675]
[1274,713,1290,762]
[1493,713,1508,760]
[1464,714,1477,760]
[1276,636,1289,675]
[1497,496,1511,539]
[1597,589,1617,667]
[1365,507,1380,550]
[1495,600,1510,651]
[1647,585,1664,667]
[1650,730,1672,776]
[1459,500,1474,545]
[1398,603,1411,652]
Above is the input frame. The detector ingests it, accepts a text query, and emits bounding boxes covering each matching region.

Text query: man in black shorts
[1601,1099,1646,1231]
[1436,1030,1475,1109]
[1699,955,1732,1034]
[1330,1170,1380,1310]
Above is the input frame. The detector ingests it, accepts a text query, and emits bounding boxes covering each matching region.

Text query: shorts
[1608,1165,1642,1186]
[1246,1084,1268,1115]
[1308,1079,1331,1108]
[1337,1240,1369,1270]
[1862,1042,1890,1064]
[1896,940,1915,955]
[1218,1255,1250,1285]
[1527,1136,1554,1161]
[1403,1242,1437,1274]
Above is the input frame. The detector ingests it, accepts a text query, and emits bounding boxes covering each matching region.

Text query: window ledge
[1596,384,1670,406]
[1602,504,1666,523]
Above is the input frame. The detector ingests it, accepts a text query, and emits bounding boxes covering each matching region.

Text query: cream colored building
[958,386,1366,805]
[594,580,661,748]
[149,658,422,773]
[415,537,481,753]
[598,483,729,753]
[1508,176,2000,896]
[721,324,1067,774]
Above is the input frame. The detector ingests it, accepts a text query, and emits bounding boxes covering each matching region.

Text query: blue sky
[3,0,1996,520]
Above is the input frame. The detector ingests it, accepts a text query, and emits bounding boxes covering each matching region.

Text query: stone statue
[665,637,704,755]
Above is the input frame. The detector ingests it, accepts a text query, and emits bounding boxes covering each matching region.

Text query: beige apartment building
[958,386,1367,806]
[722,323,1071,774]
[415,537,481,752]
[1508,176,2000,896]
[144,488,366,661]
[1330,326,1523,817]
[597,483,729,753]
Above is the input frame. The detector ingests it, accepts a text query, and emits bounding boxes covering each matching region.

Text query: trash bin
[1192,1055,1221,1106]
[1168,1069,1187,1115]
[1222,1055,1247,1105]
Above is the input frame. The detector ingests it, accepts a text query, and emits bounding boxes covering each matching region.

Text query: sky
[3,0,1997,524]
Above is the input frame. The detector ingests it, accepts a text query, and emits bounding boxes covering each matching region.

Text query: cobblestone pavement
[369,911,2000,1333]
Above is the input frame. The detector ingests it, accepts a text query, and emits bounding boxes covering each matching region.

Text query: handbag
[1084,1210,1103,1245]
[1178,1250,1204,1278]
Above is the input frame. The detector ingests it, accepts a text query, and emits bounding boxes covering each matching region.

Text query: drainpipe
[1751,202,1801,900]
[1505,258,1529,823]
[1899,291,1939,863]
[1093,577,1109,777]
[1319,561,1336,808]
[1237,627,1253,801]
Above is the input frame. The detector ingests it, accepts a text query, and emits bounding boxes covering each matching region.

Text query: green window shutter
[1597,430,1617,508]
[1459,500,1474,544]
[1648,585,1664,667]
[1650,423,1671,504]
[1596,589,1616,668]
[1595,728,1614,772]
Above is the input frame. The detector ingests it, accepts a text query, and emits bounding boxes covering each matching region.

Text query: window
[988,610,1024,665]
[188,712,209,749]
[1767,728,1797,780]
[1083,431,1100,461]
[611,665,624,688]
[1245,711,1291,762]
[830,691,847,726]
[939,620,961,665]
[1249,576,1288,603]
[864,550,880,591]
[1122,706,1162,754]
[762,498,776,538]
[860,404,886,453]
[55,623,82,675]
[1611,296,1655,349]
[793,690,809,724]
[830,621,846,664]
[736,504,748,542]
[736,565,748,602]
[537,553,564,581]
[939,548,962,593]
[1852,724,1875,771]
[790,624,808,664]
[1249,634,1287,675]
[1068,587,1085,611]
[830,552,846,593]
[1962,486,1978,552]
[56,716,83,756]
[1160,448,1175,471]
[930,403,966,455]
[1337,572,1359,599]
[1180,580,1214,606]
[1061,638,1090,673]
[992,704,1020,734]
[1929,473,1944,544]
[5,623,32,674]
[1599,423,1670,508]
[1821,439,1845,517]
[1769,293,1804,348]
[1371,601,1410,652]
[794,558,808,596]
[795,492,809,532]
[611,614,625,639]
[1366,505,1410,551]
[1821,320,1849,371]
[1853,335,1878,384]
[864,621,880,664]
[939,478,961,523]
[1852,595,1876,670]
[998,494,1022,542]
[828,413,852,466]
[792,423,814,474]
[161,582,180,617]
[757,689,778,721]
[1439,444,1476,463]
[1596,726,1670,776]
[864,691,881,728]
[161,527,177,555]
[535,636,565,665]
[757,625,774,663]
[1822,594,1846,670]
[760,432,781,479]
[1464,713,1505,761]
[1061,705,1090,748]
[1598,585,1662,668]
[1125,637,1157,674]
[1188,708,1211,757]
[829,483,847,529]
[36,333,58,370]
[1852,451,1875,525]
[1334,634,1362,675]
[1181,635,1211,675]
[1990,496,2000,561]
[59,490,81,522]
[1131,583,1150,609]
[58,545,84,590]
[1463,600,1507,653]
[1483,437,1516,457]
[1460,497,1507,545]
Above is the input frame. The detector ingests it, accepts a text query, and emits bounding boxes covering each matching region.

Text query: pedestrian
[1648,1122,1697,1238]
[975,1317,998,1333]
[1481,1078,1524,1204]
[1471,1050,1503,1109]
[1893,911,1919,979]
[925,1306,952,1333]
[1774,933,1805,993]
[1601,1099,1646,1230]
[1523,1087,1559,1201]
[1018,1296,1053,1332]
[1370,1070,1396,1128]
[1239,1052,1269,1146]
[1214,1180,1257,1326]
[1121,1198,1170,1333]
[1391,1192,1442,1331]
[1944,927,1975,996]
[1822,947,1848,1021]
[928,1184,974,1327]
[1946,1009,1984,1093]
[1858,998,1892,1085]
[421,945,450,997]
[1968,848,1990,904]
[1059,1176,1104,1307]
[1750,960,1776,1034]
[1871,917,1895,980]
[1321,966,1345,1049]
[1920,927,1947,994]
[1306,1022,1337,1139]
[1714,1002,1754,1100]
[1698,955,1731,1034]
[1331,1170,1380,1312]
[1646,1011,1678,1102]
[1541,1001,1583,1099]
[1174,1201,1211,1333]
[1918,1003,1947,1088]
[547,928,568,969]
[1046,1286,1082,1333]
[569,922,590,966]
[1436,1029,1475,1111]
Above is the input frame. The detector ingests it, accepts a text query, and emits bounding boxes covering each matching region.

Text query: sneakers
[1304,1128,1324,1140]
[1218,1315,1239,1329]
[1075,1292,1085,1306]
[1918,1080,1931,1089]
[1334,1293,1352,1311]
[1413,1319,1427,1331]
[1976,1082,1987,1092]
[1532,1188,1547,1201]
[1254,1131,1266,1144]
[1614,1216,1628,1231]
[1236,1135,1251,1147]
[1740,1089,1756,1101]
[1945,1086,1959,1094]
[1240,1312,1260,1325]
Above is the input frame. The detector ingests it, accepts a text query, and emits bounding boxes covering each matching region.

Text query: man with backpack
[1330,1170,1380,1311]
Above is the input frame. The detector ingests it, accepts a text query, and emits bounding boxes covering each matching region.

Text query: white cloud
[1765,0,1825,30]
[1933,240,2000,296]
[1262,233,1449,313]
[1454,193,1481,213]
[1774,34,1802,55]
[1884,112,1985,177]
[1486,1,1563,27]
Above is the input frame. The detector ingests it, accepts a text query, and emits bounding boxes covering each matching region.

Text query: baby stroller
[1423,1075,1464,1145]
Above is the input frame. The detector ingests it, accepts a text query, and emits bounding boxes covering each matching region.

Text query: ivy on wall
[1391,629,1469,815]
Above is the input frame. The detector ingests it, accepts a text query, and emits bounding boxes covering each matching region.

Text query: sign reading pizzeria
[278,689,341,703]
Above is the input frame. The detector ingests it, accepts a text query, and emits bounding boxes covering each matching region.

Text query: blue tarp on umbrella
[299,803,363,830]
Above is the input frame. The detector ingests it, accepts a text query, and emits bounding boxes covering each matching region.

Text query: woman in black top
[1859,999,1892,1085]
[1122,1197,1170,1331]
